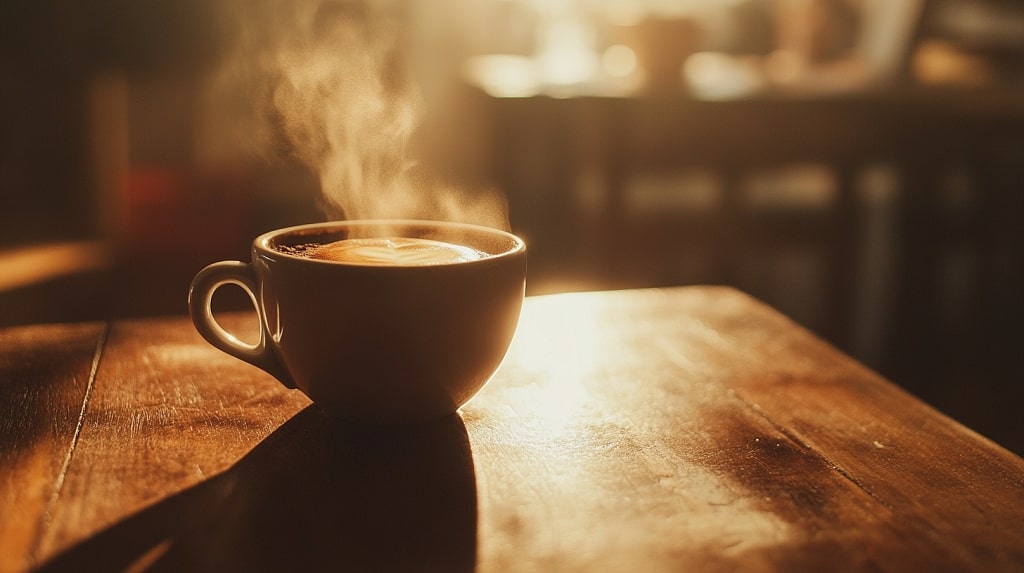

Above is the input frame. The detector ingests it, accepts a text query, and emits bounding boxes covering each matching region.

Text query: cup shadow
[38,406,478,573]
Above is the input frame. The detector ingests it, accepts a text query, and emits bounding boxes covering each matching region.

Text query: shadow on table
[38,406,478,573]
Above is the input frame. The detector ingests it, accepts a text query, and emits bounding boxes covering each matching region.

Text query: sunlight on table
[499,293,609,437]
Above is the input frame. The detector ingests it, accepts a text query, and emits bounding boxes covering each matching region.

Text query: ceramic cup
[188,220,526,423]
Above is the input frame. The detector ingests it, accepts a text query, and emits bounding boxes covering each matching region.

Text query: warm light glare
[683,52,763,99]
[0,242,111,292]
[463,55,541,98]
[538,48,598,86]
[536,17,599,85]
[505,294,608,433]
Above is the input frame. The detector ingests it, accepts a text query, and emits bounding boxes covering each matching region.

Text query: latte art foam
[307,237,487,266]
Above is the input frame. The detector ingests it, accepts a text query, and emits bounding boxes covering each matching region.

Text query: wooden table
[2,286,1022,572]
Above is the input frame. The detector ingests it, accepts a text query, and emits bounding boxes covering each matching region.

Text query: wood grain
[466,288,1024,572]
[31,313,309,565]
[1,287,1021,572]
[0,322,105,572]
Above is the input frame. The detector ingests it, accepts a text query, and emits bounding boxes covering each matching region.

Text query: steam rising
[209,0,507,229]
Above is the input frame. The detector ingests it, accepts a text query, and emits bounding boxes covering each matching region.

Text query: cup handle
[188,261,295,388]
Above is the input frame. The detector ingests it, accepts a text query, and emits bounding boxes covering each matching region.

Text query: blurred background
[1,0,1022,454]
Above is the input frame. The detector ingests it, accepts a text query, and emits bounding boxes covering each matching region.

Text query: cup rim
[254,219,526,267]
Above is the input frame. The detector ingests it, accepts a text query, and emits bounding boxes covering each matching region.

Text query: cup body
[190,220,526,423]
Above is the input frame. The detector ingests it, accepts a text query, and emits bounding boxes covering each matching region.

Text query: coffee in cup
[188,220,526,424]
[291,237,487,265]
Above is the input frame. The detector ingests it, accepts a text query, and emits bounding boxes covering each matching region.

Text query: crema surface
[307,237,487,266]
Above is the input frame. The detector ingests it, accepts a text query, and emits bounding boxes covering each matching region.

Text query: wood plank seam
[740,392,894,512]
[28,322,110,567]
